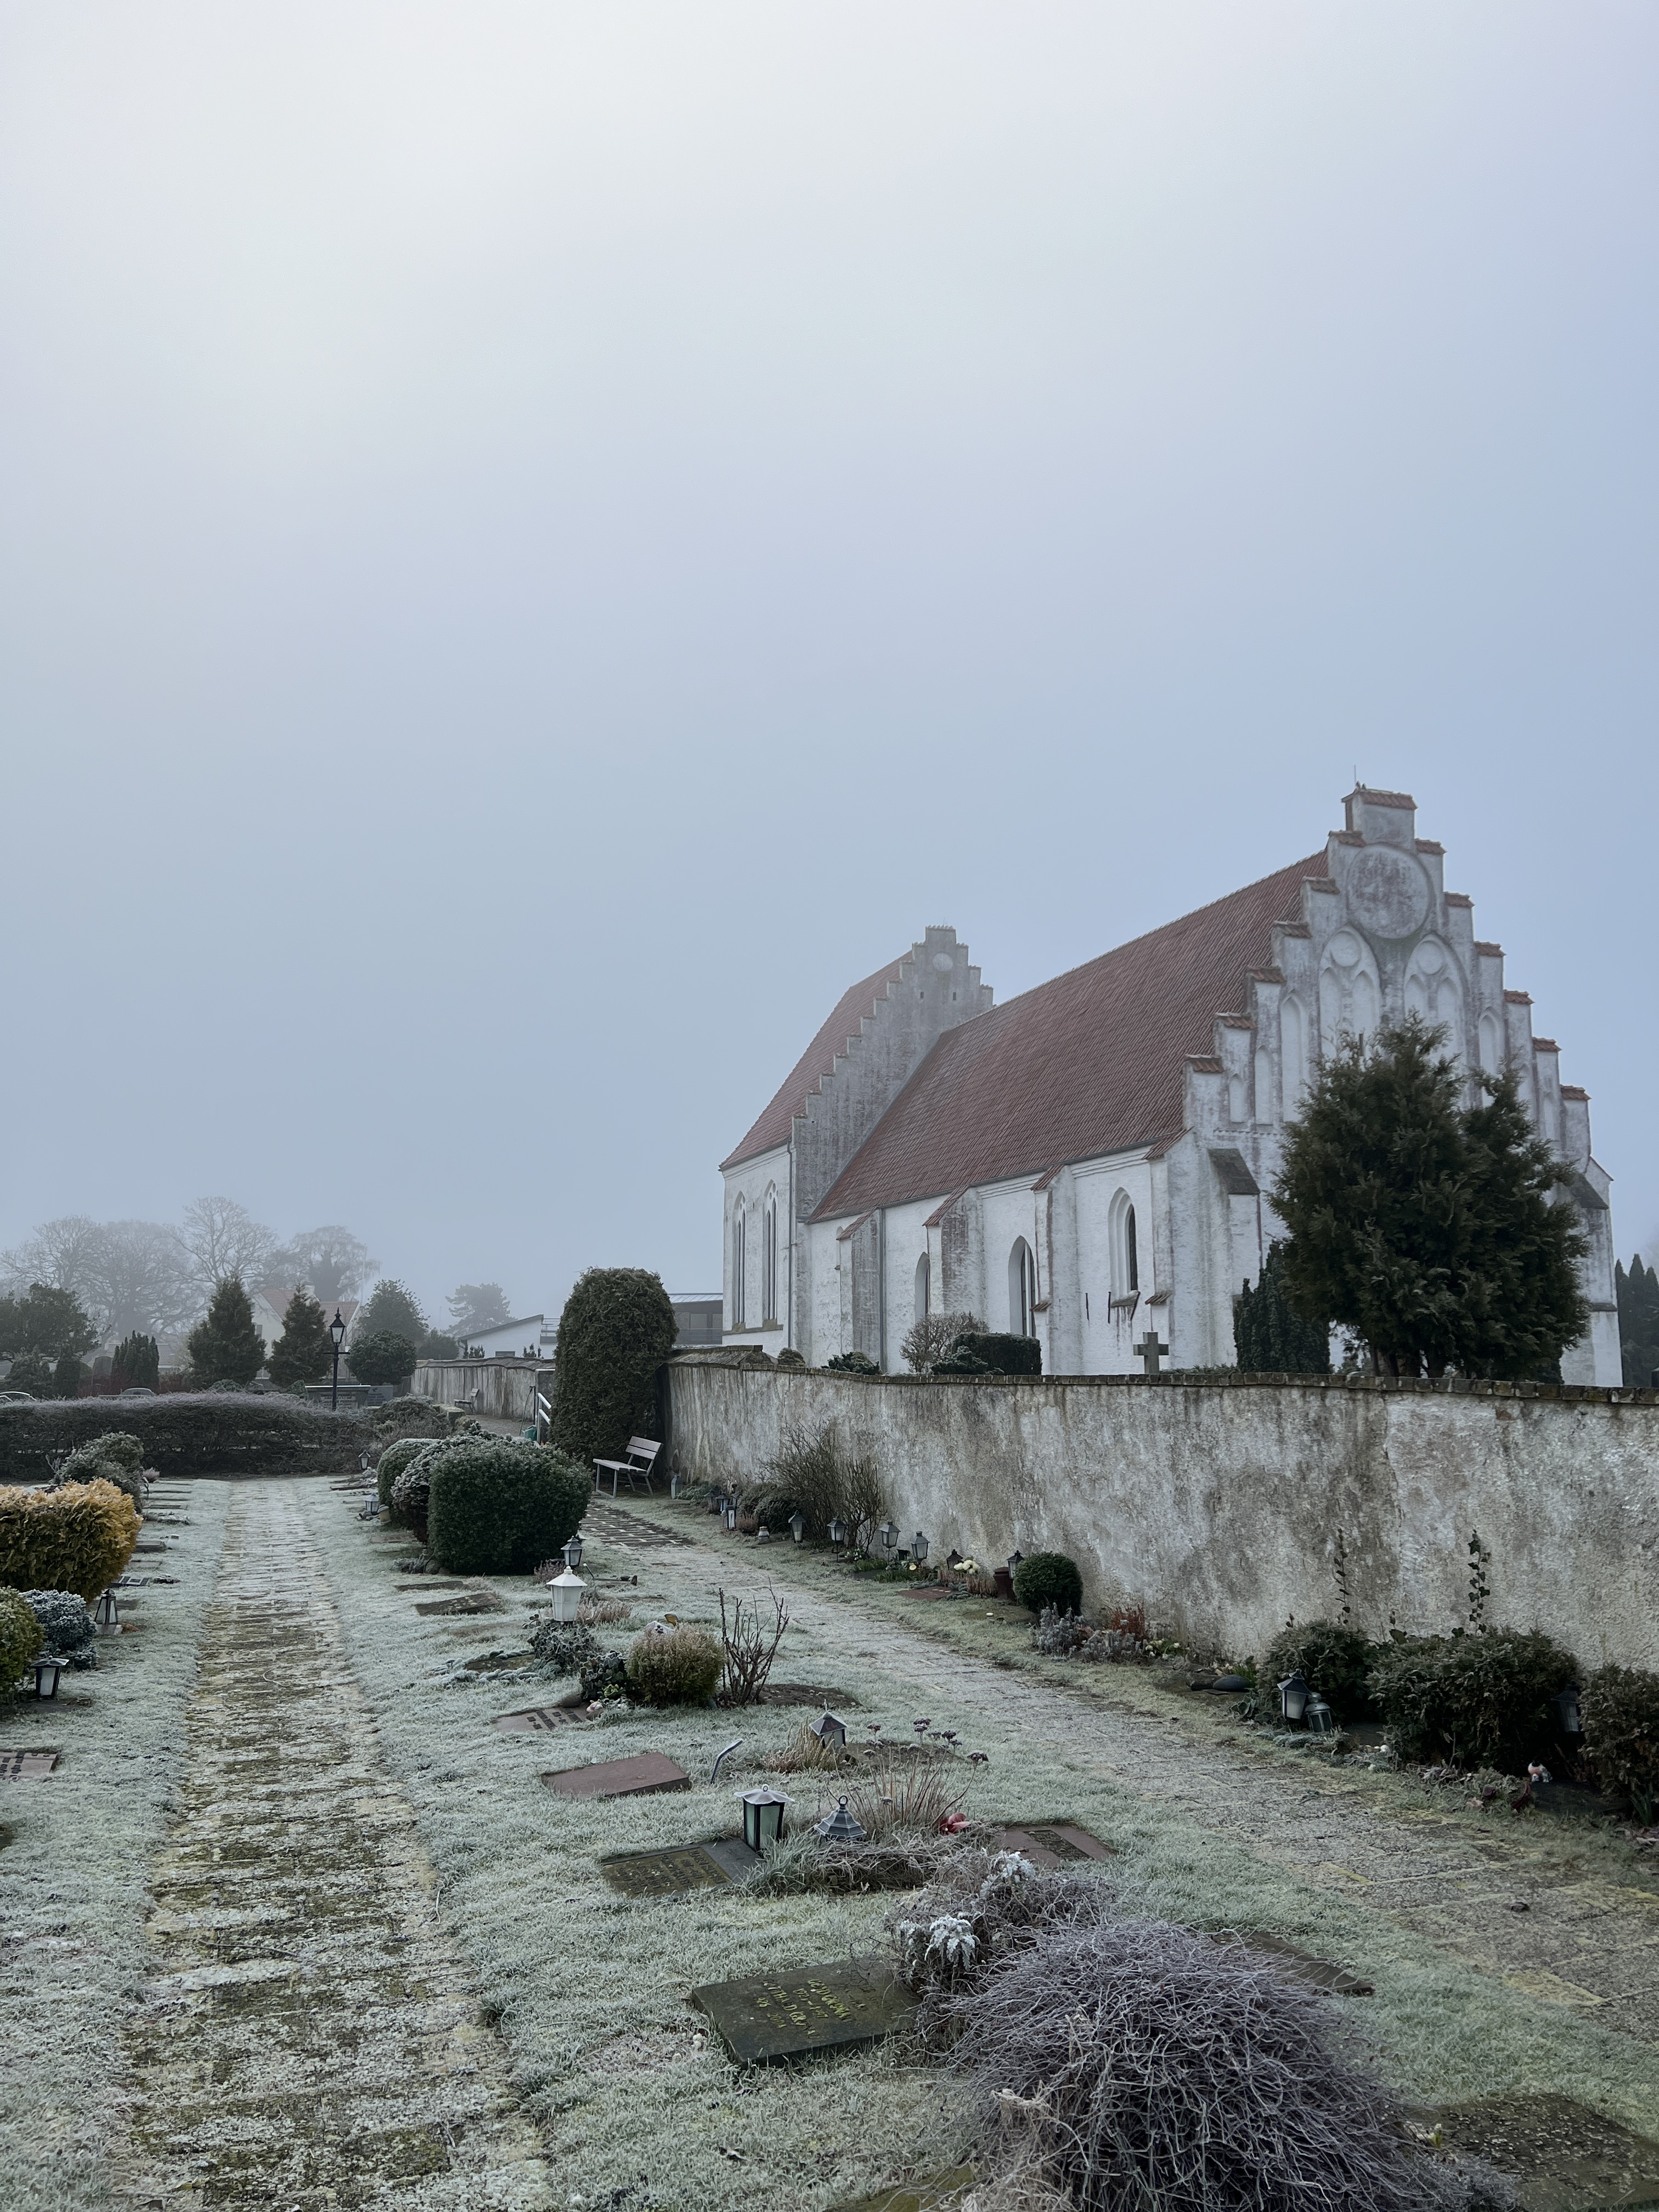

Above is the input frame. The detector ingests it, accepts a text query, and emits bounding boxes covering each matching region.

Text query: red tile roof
[721,955,908,1170]
[812,854,1323,1221]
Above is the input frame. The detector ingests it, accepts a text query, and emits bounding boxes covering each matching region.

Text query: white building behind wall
[719,787,1620,1384]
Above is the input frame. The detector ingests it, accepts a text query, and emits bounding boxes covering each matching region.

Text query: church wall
[665,1362,1659,1672]
[720,1143,789,1345]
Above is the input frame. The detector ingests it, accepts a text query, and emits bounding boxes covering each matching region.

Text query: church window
[1281,996,1307,1117]
[731,1202,747,1331]
[915,1251,930,1325]
[1228,1074,1246,1122]
[1478,1010,1503,1075]
[1254,1048,1272,1122]
[761,1189,779,1324]
[1107,1189,1138,1300]
[1009,1238,1036,1336]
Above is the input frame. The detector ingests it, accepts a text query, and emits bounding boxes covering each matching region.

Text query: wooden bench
[593,1437,662,1497]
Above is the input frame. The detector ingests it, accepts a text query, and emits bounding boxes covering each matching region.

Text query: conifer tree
[185,1278,267,1389]
[110,1333,161,1391]
[1233,1242,1330,1373]
[1273,1014,1588,1379]
[1617,1254,1659,1388]
[268,1288,333,1389]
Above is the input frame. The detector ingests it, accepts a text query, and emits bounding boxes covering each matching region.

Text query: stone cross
[1136,1329,1170,1376]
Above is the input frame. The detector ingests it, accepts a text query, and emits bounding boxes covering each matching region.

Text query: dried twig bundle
[716,1584,791,1705]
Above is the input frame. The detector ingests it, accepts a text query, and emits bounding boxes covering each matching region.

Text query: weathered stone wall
[663,1362,1659,1669]
[411,1357,552,1423]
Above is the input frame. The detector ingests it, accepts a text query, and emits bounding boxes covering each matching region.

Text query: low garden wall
[663,1363,1659,1671]
[0,1394,373,1483]
[411,1357,553,1424]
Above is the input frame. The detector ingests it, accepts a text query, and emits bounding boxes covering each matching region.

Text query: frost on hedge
[425,1441,588,1576]
[0,1588,43,1686]
[0,1395,371,1482]
[21,1588,99,1669]
[0,1480,141,1603]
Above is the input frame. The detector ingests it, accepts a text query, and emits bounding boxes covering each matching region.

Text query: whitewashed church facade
[720,788,1621,1384]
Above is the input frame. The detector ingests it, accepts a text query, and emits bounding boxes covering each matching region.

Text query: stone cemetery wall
[663,1363,1659,1670]
[411,1357,552,1423]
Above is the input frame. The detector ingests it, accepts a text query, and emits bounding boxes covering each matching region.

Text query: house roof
[721,953,909,1170]
[812,853,1324,1221]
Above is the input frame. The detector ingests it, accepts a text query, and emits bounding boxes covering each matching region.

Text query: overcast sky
[3,3,1656,1325]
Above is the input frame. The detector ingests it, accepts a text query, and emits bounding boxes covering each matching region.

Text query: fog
[3,3,1656,1326]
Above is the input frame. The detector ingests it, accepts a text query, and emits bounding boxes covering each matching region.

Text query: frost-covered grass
[313,1487,1659,2210]
[0,1477,230,2212]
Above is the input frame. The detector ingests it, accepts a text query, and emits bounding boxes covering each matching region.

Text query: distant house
[456,1314,554,1360]
[670,1293,723,1350]
[251,1288,359,1358]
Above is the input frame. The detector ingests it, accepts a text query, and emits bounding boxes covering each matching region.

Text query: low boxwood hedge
[0,1480,141,1602]
[1367,1629,1578,1774]
[425,1442,589,1576]
[0,1395,371,1483]
[941,1332,1042,1376]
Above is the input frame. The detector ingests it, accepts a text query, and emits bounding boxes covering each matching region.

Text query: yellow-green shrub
[0,1480,142,1602]
[625,1624,721,1706]
[0,1588,43,1687]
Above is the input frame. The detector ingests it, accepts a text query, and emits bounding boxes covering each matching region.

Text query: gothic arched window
[1009,1238,1037,1337]
[761,1188,779,1324]
[730,1201,747,1331]
[1281,995,1308,1118]
[914,1251,930,1325]
[1108,1189,1139,1300]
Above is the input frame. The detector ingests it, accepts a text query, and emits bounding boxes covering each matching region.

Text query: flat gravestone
[398,1579,465,1590]
[0,1751,59,1780]
[542,1753,690,1800]
[415,1593,504,1616]
[691,1956,918,2065]
[599,1838,759,1897]
[757,1681,856,1709]
[1240,1933,1373,1996]
[992,1822,1114,1871]
[495,1705,583,1734]
[1423,2092,1659,2211]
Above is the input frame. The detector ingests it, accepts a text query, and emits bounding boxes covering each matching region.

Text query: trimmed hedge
[1582,1663,1659,1820]
[1367,1629,1578,1773]
[0,1589,43,1686]
[0,1395,371,1483]
[1262,1620,1378,1720]
[626,1624,721,1706]
[947,1332,1042,1376]
[550,1268,676,1469]
[0,1480,141,1602]
[377,1436,428,1511]
[425,1442,589,1576]
[1013,1551,1084,1617]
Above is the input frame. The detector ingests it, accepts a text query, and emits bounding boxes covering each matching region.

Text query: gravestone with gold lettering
[690,1956,918,2064]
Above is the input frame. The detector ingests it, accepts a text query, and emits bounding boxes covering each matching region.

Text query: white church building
[720,787,1620,1384]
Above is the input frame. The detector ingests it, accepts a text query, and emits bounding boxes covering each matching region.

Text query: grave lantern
[789,1512,806,1544]
[723,1499,740,1533]
[815,1796,866,1844]
[32,1652,65,1700]
[1277,1671,1310,1726]
[912,1533,929,1565]
[811,1711,848,1751]
[669,1471,684,1499]
[548,1567,586,1626]
[1007,1549,1024,1577]
[1306,1695,1335,1737]
[828,1515,847,1548]
[878,1521,898,1556]
[740,1786,788,1852]
[562,1534,585,1573]
[1554,1686,1584,1737]
[94,1589,120,1634]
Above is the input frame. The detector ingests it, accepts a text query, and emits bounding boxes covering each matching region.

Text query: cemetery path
[607,1503,1659,2053]
[114,1480,552,2212]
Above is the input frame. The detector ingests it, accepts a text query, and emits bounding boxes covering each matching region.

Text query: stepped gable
[812,854,1324,1220]
[721,955,909,1171]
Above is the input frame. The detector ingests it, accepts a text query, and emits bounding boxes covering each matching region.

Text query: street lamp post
[329,1309,347,1410]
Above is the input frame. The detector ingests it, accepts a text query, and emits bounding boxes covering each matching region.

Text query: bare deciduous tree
[271,1225,377,1305]
[176,1196,276,1301]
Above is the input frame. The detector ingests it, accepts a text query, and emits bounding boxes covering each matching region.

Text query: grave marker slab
[415,1593,504,1616]
[599,1838,760,1897]
[494,1704,582,1734]
[541,1752,690,1800]
[991,1822,1114,1871]
[690,1956,918,2064]
[1240,1933,1373,1996]
[0,1751,59,1780]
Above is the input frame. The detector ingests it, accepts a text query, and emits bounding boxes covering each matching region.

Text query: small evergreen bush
[372,1397,461,1442]
[0,1480,142,1602]
[1013,1551,1084,1617]
[581,1647,629,1703]
[825,1350,879,1374]
[625,1623,721,1706]
[1368,1629,1579,1773]
[347,1331,419,1387]
[529,1618,599,1677]
[185,1278,267,1388]
[21,1589,98,1670]
[1581,1663,1659,1821]
[549,1268,676,1468]
[426,1442,589,1576]
[1263,1620,1379,1720]
[945,1331,1042,1376]
[51,1431,151,1505]
[377,1436,428,1511]
[775,1347,807,1371]
[0,1589,43,1686]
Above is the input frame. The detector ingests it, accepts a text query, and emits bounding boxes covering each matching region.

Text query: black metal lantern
[1306,1694,1335,1737]
[912,1533,929,1565]
[32,1652,65,1700]
[828,1515,847,1548]
[1554,1686,1584,1737]
[94,1589,121,1634]
[789,1511,806,1544]
[740,1786,788,1852]
[562,1533,584,1573]
[811,1710,848,1751]
[1007,1549,1024,1576]
[1277,1670,1310,1725]
[815,1795,866,1843]
[329,1308,348,1410]
[878,1521,898,1556]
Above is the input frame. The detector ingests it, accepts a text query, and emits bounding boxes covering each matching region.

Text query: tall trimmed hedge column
[550,1268,676,1469]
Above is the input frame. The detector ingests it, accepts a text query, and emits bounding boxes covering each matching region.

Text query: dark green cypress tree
[1234,1242,1330,1373]
[1618,1255,1659,1388]
[110,1333,161,1391]
[268,1289,333,1388]
[185,1278,267,1389]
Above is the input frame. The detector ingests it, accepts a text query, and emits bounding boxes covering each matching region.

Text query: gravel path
[604,1500,1659,2053]
[114,1482,551,2211]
